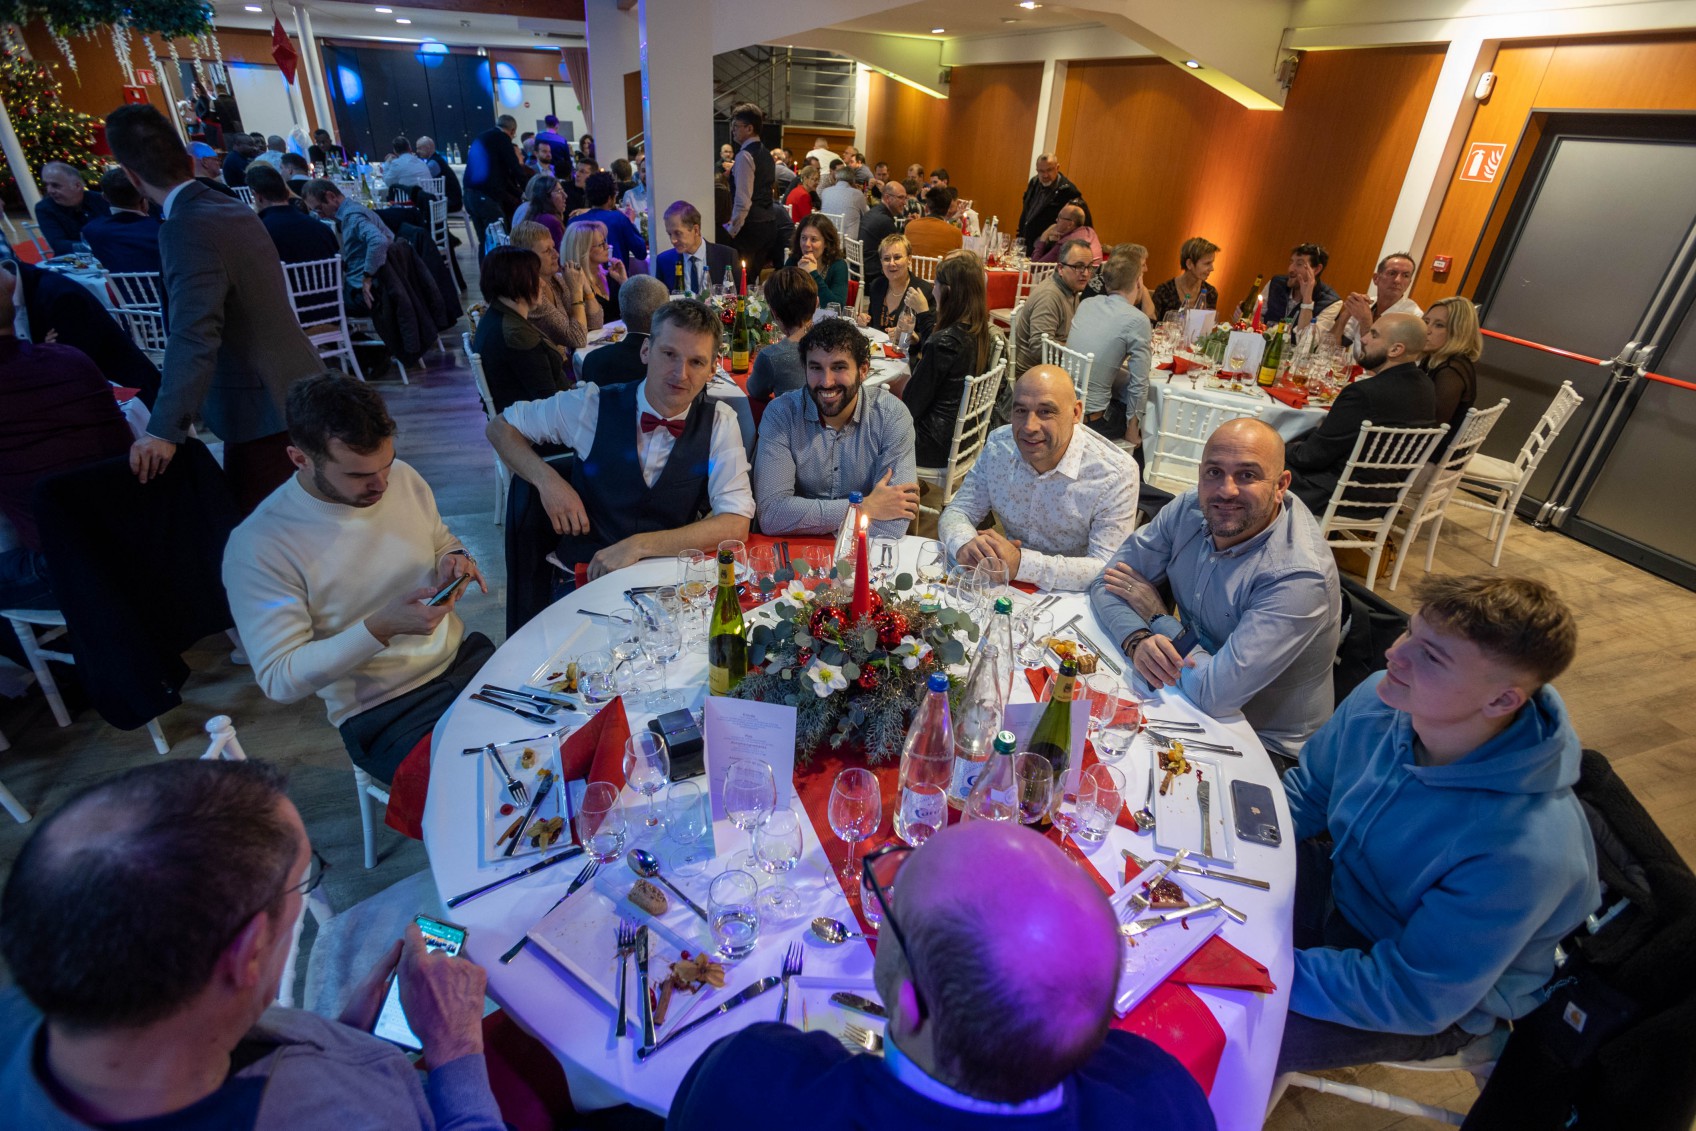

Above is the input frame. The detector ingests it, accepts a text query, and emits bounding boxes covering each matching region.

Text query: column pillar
[637,0,714,233]
[586,0,639,152]
[0,91,39,214]
[292,4,335,137]
[1029,58,1067,175]
[852,62,869,150]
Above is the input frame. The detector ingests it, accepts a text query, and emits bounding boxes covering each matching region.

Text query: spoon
[1133,765,1157,832]
[811,916,875,945]
[626,849,710,923]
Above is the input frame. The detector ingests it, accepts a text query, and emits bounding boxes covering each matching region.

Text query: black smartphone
[1230,780,1282,847]
[425,573,472,607]
[372,915,468,1052]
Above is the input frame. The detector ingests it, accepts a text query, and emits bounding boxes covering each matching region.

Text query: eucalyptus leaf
[843,662,861,680]
[895,572,913,591]
[795,631,813,648]
[861,627,878,652]
[750,623,773,645]
[941,638,966,665]
[749,643,767,666]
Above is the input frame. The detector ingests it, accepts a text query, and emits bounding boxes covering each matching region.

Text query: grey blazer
[152,181,323,445]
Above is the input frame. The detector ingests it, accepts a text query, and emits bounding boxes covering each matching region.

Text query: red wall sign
[1459,142,1506,183]
[135,68,156,85]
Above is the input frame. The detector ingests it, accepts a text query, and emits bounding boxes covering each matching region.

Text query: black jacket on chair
[15,261,162,406]
[1286,361,1435,516]
[31,438,239,730]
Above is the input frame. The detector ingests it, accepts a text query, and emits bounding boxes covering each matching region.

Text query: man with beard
[1314,251,1422,354]
[222,374,493,784]
[1089,417,1340,761]
[751,316,918,539]
[1287,312,1436,516]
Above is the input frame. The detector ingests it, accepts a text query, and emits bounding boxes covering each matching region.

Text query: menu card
[1224,330,1266,377]
[1183,308,1216,346]
[702,697,797,820]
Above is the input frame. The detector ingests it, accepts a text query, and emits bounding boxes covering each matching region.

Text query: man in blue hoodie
[1277,574,1598,1072]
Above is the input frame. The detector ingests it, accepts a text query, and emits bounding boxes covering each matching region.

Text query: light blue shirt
[884,1032,1065,1115]
[752,385,915,538]
[1066,292,1152,417]
[1088,489,1340,757]
[334,197,392,287]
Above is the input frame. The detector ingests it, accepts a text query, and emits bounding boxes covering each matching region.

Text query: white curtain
[561,48,592,143]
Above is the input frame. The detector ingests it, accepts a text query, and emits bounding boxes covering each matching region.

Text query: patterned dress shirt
[938,424,1140,592]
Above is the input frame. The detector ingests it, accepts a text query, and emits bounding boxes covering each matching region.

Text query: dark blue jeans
[1276,837,1476,1074]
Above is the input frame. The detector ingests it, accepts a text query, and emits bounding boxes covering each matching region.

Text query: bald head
[1204,416,1284,473]
[1359,311,1427,372]
[1015,364,1076,409]
[1199,417,1291,547]
[1011,365,1081,472]
[875,822,1118,1101]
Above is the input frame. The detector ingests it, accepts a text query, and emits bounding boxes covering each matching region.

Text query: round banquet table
[423,537,1295,1130]
[1144,374,1329,443]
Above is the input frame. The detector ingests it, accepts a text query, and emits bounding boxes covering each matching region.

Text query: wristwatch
[1123,629,1153,654]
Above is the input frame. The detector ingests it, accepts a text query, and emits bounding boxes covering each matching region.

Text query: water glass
[623,732,671,828]
[753,806,804,916]
[708,869,761,960]
[870,536,901,586]
[723,758,776,869]
[578,781,626,863]
[974,559,1011,603]
[1077,763,1127,844]
[1015,609,1054,668]
[827,767,880,885]
[606,614,653,696]
[717,539,749,579]
[1083,673,1120,740]
[1013,752,1053,826]
[576,650,618,704]
[747,544,779,587]
[664,780,711,877]
[1096,692,1143,763]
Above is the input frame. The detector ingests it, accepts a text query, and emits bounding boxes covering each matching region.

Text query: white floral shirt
[937,424,1140,592]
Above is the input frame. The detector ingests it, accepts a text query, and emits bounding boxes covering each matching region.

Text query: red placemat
[1264,384,1310,410]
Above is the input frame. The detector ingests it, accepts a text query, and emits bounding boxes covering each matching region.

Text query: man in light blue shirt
[381,136,432,192]
[302,178,392,314]
[1089,417,1339,758]
[1066,244,1153,444]
[752,317,918,538]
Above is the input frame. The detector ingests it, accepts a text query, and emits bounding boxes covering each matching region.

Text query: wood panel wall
[1055,46,1443,315]
[861,62,1043,233]
[1423,32,1696,304]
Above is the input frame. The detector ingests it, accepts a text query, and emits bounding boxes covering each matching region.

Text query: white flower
[893,635,933,671]
[804,659,849,698]
[778,579,813,604]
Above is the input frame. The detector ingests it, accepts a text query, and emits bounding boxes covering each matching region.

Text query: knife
[445,843,586,907]
[1122,897,1224,937]
[1198,777,1214,859]
[477,687,572,717]
[502,775,556,859]
[1121,849,1271,890]
[1123,848,1189,918]
[636,975,781,1060]
[635,926,656,1048]
[1148,729,1242,757]
[470,693,557,726]
[481,684,579,712]
[829,992,887,1020]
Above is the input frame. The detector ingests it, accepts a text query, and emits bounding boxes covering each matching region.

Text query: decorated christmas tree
[0,44,102,204]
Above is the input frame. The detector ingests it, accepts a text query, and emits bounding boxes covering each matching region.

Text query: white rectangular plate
[1112,864,1227,1016]
[527,865,713,1008]
[526,621,596,698]
[1150,751,1235,863]
[479,736,569,865]
[791,975,885,1054]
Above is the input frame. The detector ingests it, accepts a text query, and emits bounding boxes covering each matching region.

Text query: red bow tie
[640,412,685,438]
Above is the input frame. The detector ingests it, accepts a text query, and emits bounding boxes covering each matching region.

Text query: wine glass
[664,780,710,877]
[915,539,947,585]
[708,869,760,960]
[622,732,671,829]
[577,781,626,863]
[1227,343,1248,378]
[753,806,804,916]
[606,614,653,698]
[827,767,880,885]
[723,758,776,869]
[636,600,685,712]
[1013,752,1053,826]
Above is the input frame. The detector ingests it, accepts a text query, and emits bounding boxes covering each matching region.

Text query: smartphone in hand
[425,573,472,607]
[372,915,468,1051]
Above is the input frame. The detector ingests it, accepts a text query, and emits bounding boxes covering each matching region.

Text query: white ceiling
[827,0,1098,41]
[209,0,585,52]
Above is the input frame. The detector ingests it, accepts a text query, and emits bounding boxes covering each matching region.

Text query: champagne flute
[827,767,880,885]
[1014,752,1053,826]
[622,732,671,829]
[753,806,804,916]
[723,758,776,869]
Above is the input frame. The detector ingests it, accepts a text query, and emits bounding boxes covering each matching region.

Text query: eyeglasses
[1061,260,1093,272]
[285,848,331,900]
[860,841,921,1013]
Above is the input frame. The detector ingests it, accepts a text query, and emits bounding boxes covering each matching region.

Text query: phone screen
[426,573,471,607]
[372,915,467,1051]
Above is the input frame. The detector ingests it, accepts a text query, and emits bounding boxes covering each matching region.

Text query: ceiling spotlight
[243,4,261,9]
[1018,1,1042,8]
[931,27,945,33]
[1183,58,1202,69]
[375,6,393,11]
[395,17,411,24]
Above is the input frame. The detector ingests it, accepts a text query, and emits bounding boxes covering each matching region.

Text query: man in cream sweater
[223,374,491,782]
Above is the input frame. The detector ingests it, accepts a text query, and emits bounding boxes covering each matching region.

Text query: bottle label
[1049,674,1075,703]
[946,757,981,806]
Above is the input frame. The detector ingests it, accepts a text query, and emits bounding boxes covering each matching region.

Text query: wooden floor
[2,282,1692,1128]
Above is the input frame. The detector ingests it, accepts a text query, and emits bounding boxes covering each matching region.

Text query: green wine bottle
[707,550,747,695]
[731,296,752,374]
[1026,659,1077,829]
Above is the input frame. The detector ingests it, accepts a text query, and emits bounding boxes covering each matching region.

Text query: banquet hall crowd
[0,94,1604,1131]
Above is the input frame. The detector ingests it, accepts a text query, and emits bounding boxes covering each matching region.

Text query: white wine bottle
[707,550,746,695]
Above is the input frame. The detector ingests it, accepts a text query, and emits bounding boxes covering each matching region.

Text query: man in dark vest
[486,298,754,585]
[722,102,777,277]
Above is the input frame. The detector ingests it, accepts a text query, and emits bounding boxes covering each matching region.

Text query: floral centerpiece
[731,568,980,765]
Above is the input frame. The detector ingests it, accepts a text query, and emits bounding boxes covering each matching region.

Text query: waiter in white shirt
[486,299,754,584]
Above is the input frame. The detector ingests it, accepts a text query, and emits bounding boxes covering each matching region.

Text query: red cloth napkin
[382,730,437,839]
[1263,384,1310,410]
[1155,355,1201,375]
[558,695,630,786]
[881,343,906,360]
[111,386,141,402]
[1117,983,1225,1093]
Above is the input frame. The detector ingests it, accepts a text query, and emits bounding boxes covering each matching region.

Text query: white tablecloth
[41,261,116,310]
[1145,377,1327,443]
[424,537,1293,1129]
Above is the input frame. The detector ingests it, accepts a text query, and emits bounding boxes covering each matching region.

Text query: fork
[486,744,528,806]
[499,858,600,964]
[841,1023,885,1056]
[614,920,637,1039]
[778,941,804,1025]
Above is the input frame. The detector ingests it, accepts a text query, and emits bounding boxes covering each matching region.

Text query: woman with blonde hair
[1421,295,1483,460]
[785,164,820,221]
[508,220,588,362]
[902,250,996,466]
[561,218,625,330]
[857,233,934,341]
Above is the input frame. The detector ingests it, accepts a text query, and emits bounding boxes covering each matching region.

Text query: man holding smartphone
[223,373,492,783]
[0,759,505,1129]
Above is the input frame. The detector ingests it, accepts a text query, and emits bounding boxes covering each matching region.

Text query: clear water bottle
[832,491,864,583]
[896,672,953,847]
[948,596,1015,808]
[962,731,1019,823]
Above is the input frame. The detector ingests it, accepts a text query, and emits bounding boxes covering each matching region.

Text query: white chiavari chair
[1144,390,1267,493]
[1451,381,1584,568]
[916,361,1005,515]
[1389,400,1509,591]
[1039,334,1094,401]
[1316,423,1450,591]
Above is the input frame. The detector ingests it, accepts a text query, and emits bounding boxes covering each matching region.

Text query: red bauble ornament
[873,609,910,649]
[856,668,879,691]
[808,605,849,639]
[864,590,884,615]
